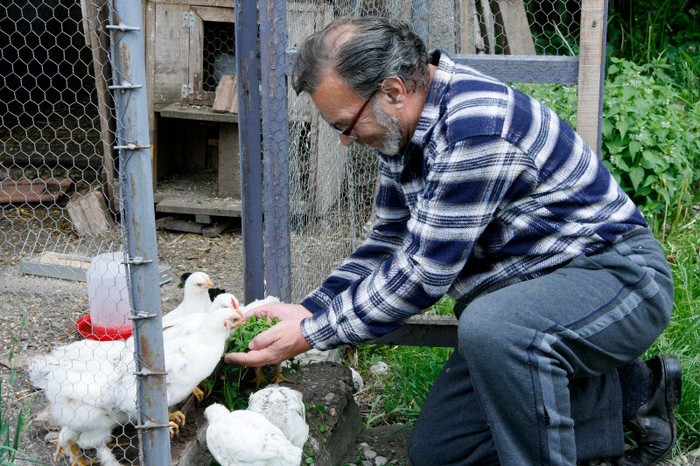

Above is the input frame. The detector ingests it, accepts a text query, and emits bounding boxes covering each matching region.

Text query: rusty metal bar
[110,1,171,464]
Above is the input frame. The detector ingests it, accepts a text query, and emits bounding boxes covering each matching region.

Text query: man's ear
[381,76,407,104]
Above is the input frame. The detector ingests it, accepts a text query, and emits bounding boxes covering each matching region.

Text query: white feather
[27,291,243,464]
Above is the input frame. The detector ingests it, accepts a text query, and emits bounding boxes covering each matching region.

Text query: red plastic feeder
[76,314,133,341]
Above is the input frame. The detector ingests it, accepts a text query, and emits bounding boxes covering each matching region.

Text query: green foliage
[647,214,700,451]
[351,299,455,427]
[511,83,579,128]
[602,57,698,223]
[217,315,280,411]
[607,1,700,103]
[0,317,36,466]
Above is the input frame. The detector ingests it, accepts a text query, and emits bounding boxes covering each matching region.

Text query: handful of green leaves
[225,314,280,353]
[218,315,280,410]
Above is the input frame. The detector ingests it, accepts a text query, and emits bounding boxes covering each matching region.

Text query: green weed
[1,316,37,465]
[216,315,280,411]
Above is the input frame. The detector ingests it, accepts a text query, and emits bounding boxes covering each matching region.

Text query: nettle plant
[602,57,698,221]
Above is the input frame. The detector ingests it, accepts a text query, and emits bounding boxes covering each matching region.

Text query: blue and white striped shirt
[300,51,647,350]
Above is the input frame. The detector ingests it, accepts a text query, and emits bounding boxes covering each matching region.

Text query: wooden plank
[153,4,191,106]
[217,123,240,198]
[576,0,606,155]
[460,0,479,53]
[79,0,119,211]
[19,253,173,284]
[496,0,536,55]
[455,54,579,84]
[0,178,72,204]
[285,50,579,84]
[159,103,239,123]
[145,1,158,185]
[65,189,115,236]
[156,216,234,237]
[190,6,203,97]
[155,197,242,217]
[147,0,234,7]
[192,5,235,23]
[370,315,458,347]
[479,0,496,53]
[212,75,239,113]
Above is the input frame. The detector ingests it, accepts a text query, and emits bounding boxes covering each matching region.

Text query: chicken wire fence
[0,0,590,463]
[1,1,169,464]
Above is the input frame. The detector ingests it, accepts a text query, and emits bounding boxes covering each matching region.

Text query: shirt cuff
[300,311,342,351]
[299,287,336,315]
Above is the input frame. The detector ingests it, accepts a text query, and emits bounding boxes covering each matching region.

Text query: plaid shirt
[300,51,647,350]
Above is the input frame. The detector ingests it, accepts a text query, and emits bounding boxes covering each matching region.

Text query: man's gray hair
[292,16,430,98]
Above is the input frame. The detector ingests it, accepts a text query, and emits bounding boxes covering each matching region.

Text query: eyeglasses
[321,87,380,139]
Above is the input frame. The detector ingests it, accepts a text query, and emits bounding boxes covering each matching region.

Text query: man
[225,16,681,465]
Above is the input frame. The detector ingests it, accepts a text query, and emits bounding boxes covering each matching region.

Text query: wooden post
[495,0,536,55]
[576,0,608,156]
[79,0,118,212]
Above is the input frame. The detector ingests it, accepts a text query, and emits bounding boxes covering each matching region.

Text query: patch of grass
[349,298,455,428]
[648,212,700,452]
[1,316,36,465]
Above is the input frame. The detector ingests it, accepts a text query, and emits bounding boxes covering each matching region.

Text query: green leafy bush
[516,58,699,226]
[602,57,698,222]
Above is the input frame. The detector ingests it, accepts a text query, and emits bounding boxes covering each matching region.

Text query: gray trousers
[408,228,674,465]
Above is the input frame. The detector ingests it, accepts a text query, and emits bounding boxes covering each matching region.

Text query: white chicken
[247,385,309,449]
[27,339,136,466]
[161,271,214,328]
[163,291,240,341]
[27,294,243,465]
[204,403,303,466]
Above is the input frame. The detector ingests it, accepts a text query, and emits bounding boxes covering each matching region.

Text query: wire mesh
[284,0,583,303]
[0,1,158,464]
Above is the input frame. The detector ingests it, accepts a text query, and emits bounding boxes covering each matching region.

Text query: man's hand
[224,303,313,367]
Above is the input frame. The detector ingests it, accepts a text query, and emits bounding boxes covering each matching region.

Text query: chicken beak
[224,316,243,329]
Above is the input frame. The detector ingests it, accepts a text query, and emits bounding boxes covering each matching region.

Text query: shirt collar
[410,50,455,147]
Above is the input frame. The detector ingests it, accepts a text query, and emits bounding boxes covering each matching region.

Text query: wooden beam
[370,315,458,347]
[495,0,536,55]
[576,0,607,155]
[80,0,118,211]
[286,50,578,85]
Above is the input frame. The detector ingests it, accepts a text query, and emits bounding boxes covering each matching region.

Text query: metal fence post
[261,0,291,302]
[235,0,265,304]
[110,1,171,464]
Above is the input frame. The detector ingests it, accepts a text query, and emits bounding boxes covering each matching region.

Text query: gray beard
[371,100,403,155]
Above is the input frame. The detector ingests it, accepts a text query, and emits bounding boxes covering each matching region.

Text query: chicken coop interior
[0,0,609,463]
